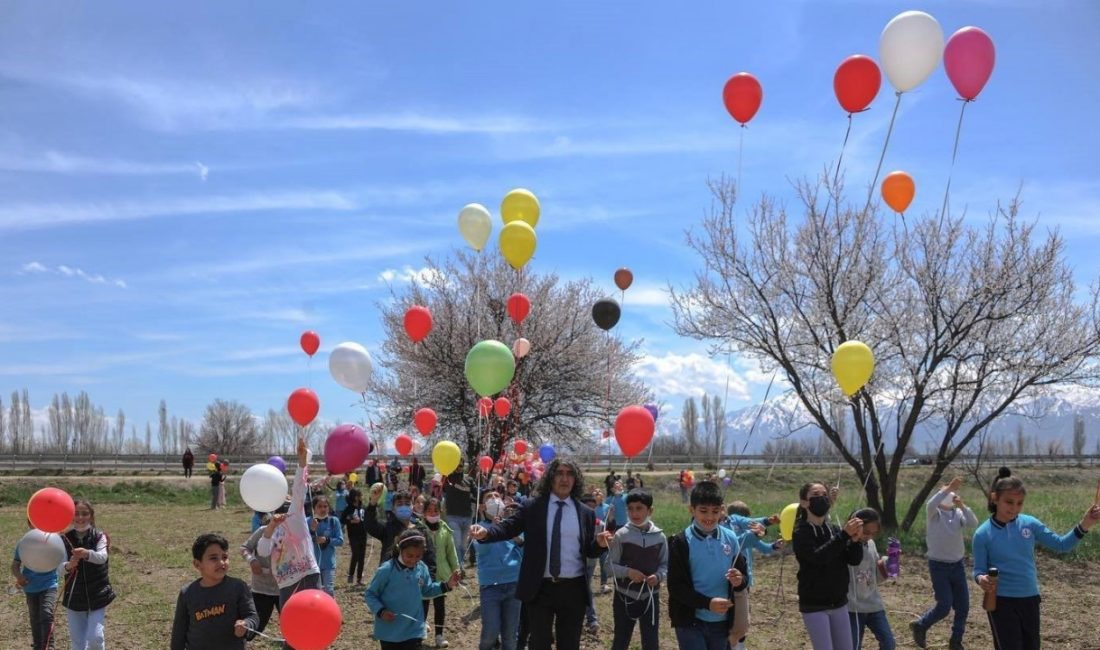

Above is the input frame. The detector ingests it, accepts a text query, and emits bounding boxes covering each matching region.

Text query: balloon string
[730,364,780,481]
[737,126,745,196]
[605,329,612,468]
[863,92,903,215]
[825,113,854,221]
[940,99,970,223]
[245,627,284,643]
[719,346,732,467]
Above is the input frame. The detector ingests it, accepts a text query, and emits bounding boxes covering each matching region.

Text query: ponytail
[988,466,1025,514]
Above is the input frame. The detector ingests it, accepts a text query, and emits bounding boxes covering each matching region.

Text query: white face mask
[74,523,91,532]
[485,499,503,519]
[425,515,440,524]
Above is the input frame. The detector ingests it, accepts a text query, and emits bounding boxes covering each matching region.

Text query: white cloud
[21,261,48,273]
[280,113,545,135]
[0,150,209,177]
[16,261,126,289]
[377,266,444,287]
[635,352,752,403]
[195,162,209,181]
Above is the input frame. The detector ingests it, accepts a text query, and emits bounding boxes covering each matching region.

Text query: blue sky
[1,1,1098,442]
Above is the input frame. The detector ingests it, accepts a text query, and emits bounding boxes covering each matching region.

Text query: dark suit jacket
[481,494,603,603]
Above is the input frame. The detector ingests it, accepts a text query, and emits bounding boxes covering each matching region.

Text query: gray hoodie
[925,487,979,563]
[846,539,886,613]
[241,527,280,596]
[608,519,668,600]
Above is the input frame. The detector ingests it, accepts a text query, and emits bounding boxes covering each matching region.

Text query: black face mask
[808,495,831,517]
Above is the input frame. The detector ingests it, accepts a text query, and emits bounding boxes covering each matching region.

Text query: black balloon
[592,298,621,331]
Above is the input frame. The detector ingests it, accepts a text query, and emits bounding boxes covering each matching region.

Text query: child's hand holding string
[596,531,614,548]
[708,597,733,614]
[446,570,461,589]
[626,568,646,583]
[725,568,744,588]
[748,522,766,538]
[263,513,287,538]
[1081,504,1100,532]
[645,574,659,587]
[234,619,247,638]
[379,610,396,622]
[843,517,864,540]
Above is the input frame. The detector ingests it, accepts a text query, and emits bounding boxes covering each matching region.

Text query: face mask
[395,505,413,521]
[485,500,503,519]
[425,515,440,524]
[74,523,91,532]
[808,495,831,517]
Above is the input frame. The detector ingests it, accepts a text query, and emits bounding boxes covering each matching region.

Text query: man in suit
[470,458,612,650]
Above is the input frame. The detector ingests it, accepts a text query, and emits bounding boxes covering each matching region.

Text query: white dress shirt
[543,496,584,578]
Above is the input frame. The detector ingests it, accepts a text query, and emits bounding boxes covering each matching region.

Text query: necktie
[549,500,565,578]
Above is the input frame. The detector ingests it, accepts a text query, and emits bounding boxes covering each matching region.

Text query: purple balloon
[267,456,287,473]
[643,403,659,422]
[538,443,556,463]
[722,476,732,486]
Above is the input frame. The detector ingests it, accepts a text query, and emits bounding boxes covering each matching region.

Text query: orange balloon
[881,171,915,213]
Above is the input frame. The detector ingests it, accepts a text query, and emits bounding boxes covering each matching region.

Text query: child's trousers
[610,593,659,650]
[26,587,57,650]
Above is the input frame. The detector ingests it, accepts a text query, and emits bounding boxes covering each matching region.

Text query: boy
[724,502,784,650]
[171,533,258,650]
[668,481,748,650]
[594,489,613,593]
[580,494,605,633]
[608,488,668,650]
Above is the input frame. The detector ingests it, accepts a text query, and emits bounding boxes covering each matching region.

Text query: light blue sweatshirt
[364,558,447,642]
[721,514,777,588]
[972,514,1084,597]
[307,515,344,570]
[472,519,523,587]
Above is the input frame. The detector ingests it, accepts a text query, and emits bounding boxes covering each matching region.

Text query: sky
[1,1,1099,444]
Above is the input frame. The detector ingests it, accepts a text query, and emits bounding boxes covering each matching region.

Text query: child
[606,480,628,531]
[366,486,437,571]
[724,501,784,650]
[579,493,605,633]
[342,488,369,585]
[12,522,60,650]
[62,499,116,650]
[846,509,894,650]
[472,501,524,650]
[422,498,459,648]
[792,482,864,650]
[170,533,258,649]
[608,488,668,650]
[257,438,322,620]
[333,479,350,517]
[364,529,461,650]
[210,466,224,510]
[910,477,978,650]
[308,495,344,597]
[668,480,748,650]
[973,467,1100,650]
[241,510,285,641]
[593,489,612,593]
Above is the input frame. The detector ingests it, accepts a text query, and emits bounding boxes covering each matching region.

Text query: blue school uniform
[364,557,448,642]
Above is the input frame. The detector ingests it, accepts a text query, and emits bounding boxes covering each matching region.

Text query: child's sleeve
[666,535,714,611]
[962,506,979,529]
[236,580,259,633]
[86,532,109,564]
[241,530,260,565]
[256,533,274,558]
[419,563,447,599]
[608,529,630,580]
[844,535,863,567]
[1031,516,1085,554]
[972,525,989,583]
[363,563,389,614]
[656,533,669,583]
[748,533,777,556]
[364,505,386,541]
[330,518,344,548]
[290,465,307,517]
[169,587,189,650]
[444,529,459,577]
[792,526,849,567]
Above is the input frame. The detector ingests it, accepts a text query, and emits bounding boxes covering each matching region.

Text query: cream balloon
[512,337,531,359]
[17,530,66,573]
[880,11,944,93]
[328,342,373,393]
[457,203,492,251]
[240,463,290,513]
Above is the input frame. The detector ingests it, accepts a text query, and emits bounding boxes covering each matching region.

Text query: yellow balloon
[499,221,537,269]
[831,340,875,397]
[432,441,462,476]
[206,462,216,472]
[348,472,359,486]
[780,502,799,541]
[501,189,540,228]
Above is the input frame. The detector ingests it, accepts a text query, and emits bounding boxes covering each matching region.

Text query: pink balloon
[944,27,995,101]
[324,424,371,474]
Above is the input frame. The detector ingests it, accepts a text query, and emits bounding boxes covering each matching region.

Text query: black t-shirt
[443,475,473,517]
[210,471,223,487]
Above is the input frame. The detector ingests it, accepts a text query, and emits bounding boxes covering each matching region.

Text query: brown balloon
[614,267,634,291]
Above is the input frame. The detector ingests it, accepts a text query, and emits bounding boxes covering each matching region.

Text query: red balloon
[507,293,531,324]
[601,429,611,439]
[219,461,228,471]
[478,397,493,418]
[299,330,320,357]
[394,433,414,457]
[478,455,494,473]
[614,268,633,291]
[287,388,320,427]
[513,440,528,455]
[722,72,763,125]
[494,397,511,418]
[614,405,656,458]
[26,487,75,533]
[281,589,342,650]
[833,55,882,114]
[414,408,437,436]
[207,453,217,463]
[404,305,433,344]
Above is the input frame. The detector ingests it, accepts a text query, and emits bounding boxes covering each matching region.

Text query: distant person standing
[409,457,426,492]
[210,466,225,510]
[182,448,194,479]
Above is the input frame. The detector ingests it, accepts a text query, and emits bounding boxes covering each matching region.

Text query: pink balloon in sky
[943,26,995,101]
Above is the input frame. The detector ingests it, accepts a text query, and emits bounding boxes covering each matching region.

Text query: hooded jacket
[792,519,863,613]
[365,504,437,574]
[608,520,668,600]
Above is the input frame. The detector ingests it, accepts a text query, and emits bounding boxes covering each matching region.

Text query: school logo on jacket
[722,543,732,556]
[1021,527,1032,539]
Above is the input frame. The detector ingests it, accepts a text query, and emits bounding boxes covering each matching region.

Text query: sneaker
[949,640,965,650]
[586,621,600,634]
[910,622,927,649]
[600,584,610,594]
[346,575,354,584]
[435,634,449,648]
[425,622,431,638]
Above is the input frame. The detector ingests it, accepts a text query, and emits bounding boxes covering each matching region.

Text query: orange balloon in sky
[881,171,915,213]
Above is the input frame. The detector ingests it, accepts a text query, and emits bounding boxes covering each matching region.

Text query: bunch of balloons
[457,189,542,271]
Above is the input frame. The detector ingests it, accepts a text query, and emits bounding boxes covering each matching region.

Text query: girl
[257,437,322,647]
[911,477,978,650]
[342,488,368,585]
[846,508,894,650]
[422,498,459,648]
[62,499,116,650]
[308,495,344,597]
[364,529,460,650]
[12,520,60,650]
[473,500,523,650]
[217,463,228,508]
[793,482,863,650]
[973,467,1100,650]
[333,479,350,517]
[241,511,284,642]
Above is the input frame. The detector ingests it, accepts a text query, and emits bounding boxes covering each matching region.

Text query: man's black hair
[690,481,723,507]
[625,488,653,508]
[192,533,228,561]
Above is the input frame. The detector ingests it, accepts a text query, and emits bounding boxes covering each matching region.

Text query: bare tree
[1073,413,1087,467]
[671,176,1100,529]
[48,394,69,452]
[157,399,169,453]
[20,389,31,452]
[180,419,197,451]
[712,394,726,457]
[144,422,152,453]
[1014,423,1027,457]
[681,397,699,455]
[0,395,5,452]
[114,409,126,453]
[373,251,650,462]
[196,399,260,457]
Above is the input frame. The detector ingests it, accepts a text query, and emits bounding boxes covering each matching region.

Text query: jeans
[319,569,335,597]
[802,605,853,650]
[849,610,895,650]
[479,582,521,650]
[611,592,659,650]
[66,607,107,650]
[917,559,969,642]
[27,587,57,650]
[444,515,470,563]
[249,593,280,640]
[598,551,611,586]
[673,619,730,650]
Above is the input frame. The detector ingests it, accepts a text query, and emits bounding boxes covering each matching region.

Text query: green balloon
[464,340,516,397]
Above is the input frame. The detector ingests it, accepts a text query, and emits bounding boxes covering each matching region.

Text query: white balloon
[880,11,944,93]
[718,469,727,479]
[329,342,373,393]
[457,203,492,252]
[512,337,531,359]
[239,463,289,512]
[17,530,66,573]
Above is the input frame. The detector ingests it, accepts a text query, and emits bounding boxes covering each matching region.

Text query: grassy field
[1,466,1098,649]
